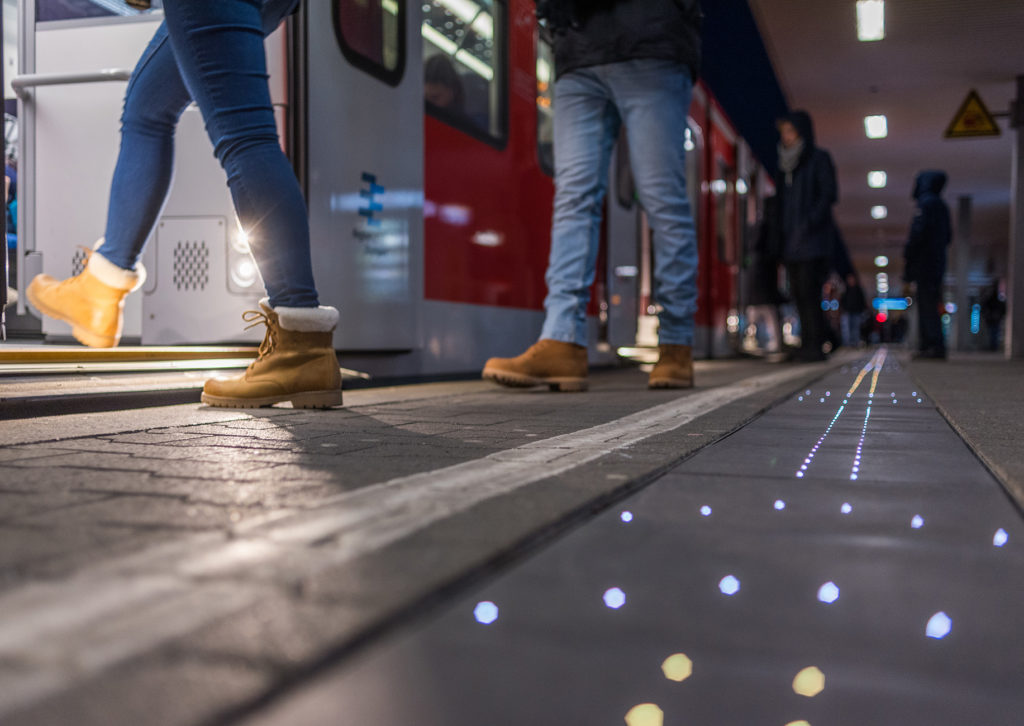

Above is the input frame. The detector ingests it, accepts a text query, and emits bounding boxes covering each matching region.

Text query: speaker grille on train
[71,248,88,277]
[173,240,210,291]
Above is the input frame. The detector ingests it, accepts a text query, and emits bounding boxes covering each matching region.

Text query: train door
[603,130,641,350]
[703,104,740,358]
[303,0,423,351]
[15,1,164,341]
[15,0,279,345]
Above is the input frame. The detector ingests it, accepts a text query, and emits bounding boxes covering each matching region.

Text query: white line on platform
[0,365,813,717]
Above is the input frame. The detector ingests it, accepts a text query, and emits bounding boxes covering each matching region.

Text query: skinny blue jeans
[99,0,318,308]
[540,59,698,346]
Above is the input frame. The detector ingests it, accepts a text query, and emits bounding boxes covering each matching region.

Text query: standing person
[26,0,342,409]
[774,110,837,362]
[482,0,702,391]
[903,170,952,359]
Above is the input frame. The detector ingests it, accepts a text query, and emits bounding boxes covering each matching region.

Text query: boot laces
[242,309,278,359]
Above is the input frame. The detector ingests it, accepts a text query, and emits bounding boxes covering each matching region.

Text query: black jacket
[538,0,702,80]
[903,170,951,284]
[775,111,838,264]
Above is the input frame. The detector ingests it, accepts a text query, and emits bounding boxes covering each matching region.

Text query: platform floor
[0,350,1021,726]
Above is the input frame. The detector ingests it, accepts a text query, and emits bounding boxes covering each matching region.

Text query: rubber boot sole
[26,283,118,348]
[201,389,343,409]
[481,367,588,392]
[648,377,694,389]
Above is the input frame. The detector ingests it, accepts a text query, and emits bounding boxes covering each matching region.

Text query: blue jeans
[540,59,697,346]
[99,0,318,308]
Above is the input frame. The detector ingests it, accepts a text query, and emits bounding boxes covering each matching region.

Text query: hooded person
[774,110,838,362]
[903,170,951,359]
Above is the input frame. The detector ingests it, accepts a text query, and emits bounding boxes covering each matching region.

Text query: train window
[536,30,554,175]
[37,0,164,22]
[334,0,406,87]
[422,0,507,148]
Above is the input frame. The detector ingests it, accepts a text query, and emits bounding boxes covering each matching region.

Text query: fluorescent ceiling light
[871,205,888,220]
[865,115,888,139]
[857,0,885,41]
[867,171,887,188]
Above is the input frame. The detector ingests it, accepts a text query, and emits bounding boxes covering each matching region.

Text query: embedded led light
[774,500,786,511]
[625,703,664,726]
[841,503,853,514]
[792,666,826,697]
[926,611,952,639]
[700,505,712,517]
[661,653,693,682]
[871,205,888,220]
[603,587,627,609]
[874,255,889,267]
[817,581,840,604]
[993,528,1009,547]
[473,601,499,625]
[620,511,634,523]
[856,0,885,41]
[868,170,888,188]
[719,575,741,596]
[865,115,888,139]
[911,515,924,529]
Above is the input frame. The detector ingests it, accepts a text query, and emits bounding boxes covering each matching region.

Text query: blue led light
[926,611,952,639]
[993,528,1009,547]
[841,503,853,514]
[474,601,499,625]
[700,505,712,516]
[912,515,924,529]
[774,500,786,511]
[603,587,627,609]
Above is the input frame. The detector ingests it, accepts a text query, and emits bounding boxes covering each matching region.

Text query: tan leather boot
[202,300,343,409]
[648,343,694,389]
[26,247,144,348]
[482,339,588,392]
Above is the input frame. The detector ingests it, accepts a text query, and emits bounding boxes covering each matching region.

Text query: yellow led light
[793,666,826,697]
[661,653,693,682]
[624,703,664,726]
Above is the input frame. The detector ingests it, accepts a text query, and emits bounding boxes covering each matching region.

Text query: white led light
[993,528,1009,547]
[774,500,786,511]
[603,587,627,609]
[865,115,888,139]
[841,503,853,514]
[867,170,888,188]
[926,611,952,639]
[911,515,924,529]
[857,0,885,41]
[871,205,888,220]
[719,575,741,596]
[620,511,634,523]
[817,581,840,604]
[700,505,712,517]
[473,601,499,624]
[874,255,889,267]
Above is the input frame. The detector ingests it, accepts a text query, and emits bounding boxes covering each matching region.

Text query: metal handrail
[11,69,132,99]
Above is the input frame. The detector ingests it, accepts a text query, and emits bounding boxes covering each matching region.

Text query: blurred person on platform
[903,170,951,360]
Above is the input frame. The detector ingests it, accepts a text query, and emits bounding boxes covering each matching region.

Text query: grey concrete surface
[0,357,840,726]
[238,352,1024,726]
[908,352,1024,509]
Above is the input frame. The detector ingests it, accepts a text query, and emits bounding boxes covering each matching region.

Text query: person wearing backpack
[482,0,703,390]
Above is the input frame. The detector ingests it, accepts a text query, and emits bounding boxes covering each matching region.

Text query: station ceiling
[748,0,1023,281]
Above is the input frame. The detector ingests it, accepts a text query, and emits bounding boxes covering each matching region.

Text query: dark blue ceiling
[700,0,789,175]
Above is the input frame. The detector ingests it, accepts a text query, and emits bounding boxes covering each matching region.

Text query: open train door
[14,0,279,345]
[301,1,424,351]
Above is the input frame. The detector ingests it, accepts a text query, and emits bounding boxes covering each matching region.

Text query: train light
[856,0,885,41]
[867,170,887,188]
[871,205,888,220]
[874,255,888,267]
[864,115,888,139]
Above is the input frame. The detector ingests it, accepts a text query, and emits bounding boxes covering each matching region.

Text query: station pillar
[1008,75,1024,358]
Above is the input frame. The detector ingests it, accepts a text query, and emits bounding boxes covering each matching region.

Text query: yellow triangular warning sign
[945,90,1001,138]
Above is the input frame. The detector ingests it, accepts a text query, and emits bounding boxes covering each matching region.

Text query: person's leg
[608,59,697,348]
[99,22,192,270]
[788,260,828,359]
[539,67,620,345]
[160,0,317,308]
[917,279,944,354]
